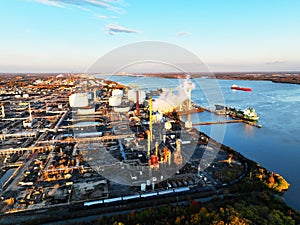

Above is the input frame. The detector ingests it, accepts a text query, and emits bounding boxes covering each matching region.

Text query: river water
[101,75,300,211]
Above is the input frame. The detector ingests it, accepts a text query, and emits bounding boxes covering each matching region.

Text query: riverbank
[84,191,300,225]
[139,72,300,85]
[1,72,299,85]
[213,72,300,85]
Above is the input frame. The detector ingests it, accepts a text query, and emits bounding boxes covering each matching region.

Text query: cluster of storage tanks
[69,93,95,115]
[109,89,146,108]
[69,88,148,114]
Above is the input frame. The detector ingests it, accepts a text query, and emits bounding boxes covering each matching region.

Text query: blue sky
[0,0,300,72]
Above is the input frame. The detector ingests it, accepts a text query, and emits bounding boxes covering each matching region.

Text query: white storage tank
[112,89,123,97]
[69,93,89,107]
[109,96,122,106]
[128,90,146,103]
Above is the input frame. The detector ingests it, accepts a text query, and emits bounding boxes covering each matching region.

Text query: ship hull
[230,113,259,121]
[228,107,259,121]
[231,86,252,91]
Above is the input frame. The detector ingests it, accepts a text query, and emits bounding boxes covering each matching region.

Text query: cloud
[95,14,118,20]
[95,14,109,19]
[177,32,192,36]
[35,0,139,35]
[266,60,286,65]
[36,0,65,8]
[35,0,123,12]
[106,24,139,35]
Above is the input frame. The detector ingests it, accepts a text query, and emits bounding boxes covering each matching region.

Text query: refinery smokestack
[136,89,139,116]
[149,96,153,141]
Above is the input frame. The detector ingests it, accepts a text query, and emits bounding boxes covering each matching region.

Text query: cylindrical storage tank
[112,89,123,97]
[109,96,122,106]
[128,90,135,102]
[69,93,89,107]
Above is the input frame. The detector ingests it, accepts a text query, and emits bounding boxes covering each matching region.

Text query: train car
[122,194,140,201]
[173,187,190,193]
[140,192,158,198]
[103,197,122,203]
[83,199,104,207]
[157,189,174,195]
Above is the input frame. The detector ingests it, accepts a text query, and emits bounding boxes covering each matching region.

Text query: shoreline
[138,72,300,85]
[1,72,299,85]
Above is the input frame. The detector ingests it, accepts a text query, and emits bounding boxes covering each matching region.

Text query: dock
[199,106,262,128]
[192,120,243,126]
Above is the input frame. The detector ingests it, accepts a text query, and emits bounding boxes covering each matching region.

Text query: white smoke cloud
[152,77,195,112]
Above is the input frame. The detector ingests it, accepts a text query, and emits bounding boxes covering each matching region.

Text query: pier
[200,106,262,128]
[192,120,243,126]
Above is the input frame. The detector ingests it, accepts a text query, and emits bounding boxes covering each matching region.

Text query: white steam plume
[152,77,195,112]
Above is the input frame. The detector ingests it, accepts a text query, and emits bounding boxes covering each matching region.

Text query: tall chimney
[149,96,153,141]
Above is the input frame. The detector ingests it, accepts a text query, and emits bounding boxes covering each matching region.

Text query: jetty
[193,120,243,126]
[200,106,262,128]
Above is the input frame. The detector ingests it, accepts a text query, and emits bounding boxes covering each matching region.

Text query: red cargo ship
[231,84,252,92]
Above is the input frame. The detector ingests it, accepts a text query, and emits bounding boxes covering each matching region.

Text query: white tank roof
[69,93,89,107]
[112,89,123,97]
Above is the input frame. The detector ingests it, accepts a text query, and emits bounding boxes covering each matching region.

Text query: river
[99,75,300,211]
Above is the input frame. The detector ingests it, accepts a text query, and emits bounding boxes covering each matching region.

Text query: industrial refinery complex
[0,74,254,224]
